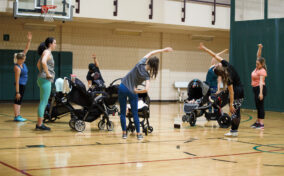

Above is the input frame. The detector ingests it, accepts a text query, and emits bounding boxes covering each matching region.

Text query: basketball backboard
[13,0,73,21]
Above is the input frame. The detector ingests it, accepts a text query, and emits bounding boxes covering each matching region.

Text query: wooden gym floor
[0,102,283,176]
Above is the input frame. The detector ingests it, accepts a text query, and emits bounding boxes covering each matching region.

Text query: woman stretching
[13,32,32,122]
[250,44,267,129]
[36,37,56,131]
[119,47,173,140]
[200,43,244,137]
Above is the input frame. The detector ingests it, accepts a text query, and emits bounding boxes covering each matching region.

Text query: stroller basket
[184,103,199,113]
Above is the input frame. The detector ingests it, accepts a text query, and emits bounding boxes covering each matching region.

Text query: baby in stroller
[44,76,120,132]
[182,79,231,128]
[126,92,153,135]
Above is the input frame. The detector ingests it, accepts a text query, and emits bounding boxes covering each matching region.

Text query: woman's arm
[259,76,264,100]
[228,85,236,114]
[92,53,99,67]
[217,76,222,93]
[134,80,150,94]
[257,44,263,58]
[14,66,21,100]
[87,80,92,89]
[41,51,52,78]
[211,49,228,65]
[199,43,224,62]
[143,47,173,59]
[23,32,32,55]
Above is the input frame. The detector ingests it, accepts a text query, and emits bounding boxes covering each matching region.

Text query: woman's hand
[27,32,32,41]
[199,43,205,50]
[230,104,236,114]
[16,93,21,101]
[258,44,263,48]
[46,73,52,79]
[92,53,96,59]
[259,93,263,100]
[163,47,173,52]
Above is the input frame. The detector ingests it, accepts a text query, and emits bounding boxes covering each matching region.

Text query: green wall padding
[0,50,73,100]
[230,0,284,112]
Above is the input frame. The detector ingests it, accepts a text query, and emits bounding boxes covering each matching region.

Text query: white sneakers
[224,131,238,137]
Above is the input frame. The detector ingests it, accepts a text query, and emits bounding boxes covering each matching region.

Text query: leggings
[14,84,25,105]
[118,83,140,133]
[37,78,51,118]
[231,98,243,132]
[253,86,267,119]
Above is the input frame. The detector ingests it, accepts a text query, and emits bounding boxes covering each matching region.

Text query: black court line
[183,152,197,156]
[263,164,284,167]
[220,138,284,149]
[211,158,237,163]
[0,139,190,151]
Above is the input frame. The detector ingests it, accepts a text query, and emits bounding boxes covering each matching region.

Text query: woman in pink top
[251,44,267,129]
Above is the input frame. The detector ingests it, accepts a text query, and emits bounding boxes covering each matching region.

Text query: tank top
[38,51,55,82]
[15,63,28,85]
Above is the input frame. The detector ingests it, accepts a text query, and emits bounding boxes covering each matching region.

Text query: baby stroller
[68,78,120,132]
[43,78,74,123]
[182,79,231,128]
[126,92,153,135]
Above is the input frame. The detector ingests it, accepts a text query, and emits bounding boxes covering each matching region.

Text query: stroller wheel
[189,113,196,126]
[106,121,114,131]
[217,113,231,128]
[69,119,75,129]
[182,115,187,122]
[148,126,153,133]
[98,120,106,130]
[74,120,86,132]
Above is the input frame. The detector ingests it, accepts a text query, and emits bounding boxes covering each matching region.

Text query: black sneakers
[35,124,51,131]
[251,122,259,128]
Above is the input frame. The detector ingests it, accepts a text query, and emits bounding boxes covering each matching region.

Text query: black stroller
[182,79,231,128]
[44,78,120,132]
[126,92,153,135]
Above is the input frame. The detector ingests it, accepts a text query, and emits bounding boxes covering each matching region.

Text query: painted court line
[25,148,284,171]
[0,161,32,176]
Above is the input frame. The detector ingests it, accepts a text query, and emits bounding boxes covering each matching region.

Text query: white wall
[74,0,230,30]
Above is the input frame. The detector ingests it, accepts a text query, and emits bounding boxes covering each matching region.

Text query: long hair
[257,57,267,70]
[147,56,159,79]
[214,65,230,86]
[37,37,55,55]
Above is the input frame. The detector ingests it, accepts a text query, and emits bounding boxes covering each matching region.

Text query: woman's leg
[128,93,140,134]
[37,78,51,128]
[118,84,128,133]
[13,85,26,121]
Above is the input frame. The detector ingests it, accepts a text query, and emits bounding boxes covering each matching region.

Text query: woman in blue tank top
[13,32,32,122]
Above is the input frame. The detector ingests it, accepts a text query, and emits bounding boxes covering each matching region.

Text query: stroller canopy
[187,79,210,100]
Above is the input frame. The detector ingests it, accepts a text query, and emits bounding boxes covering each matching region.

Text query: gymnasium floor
[0,102,283,176]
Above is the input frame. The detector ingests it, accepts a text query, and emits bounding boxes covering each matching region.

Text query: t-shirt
[122,58,150,93]
[251,68,267,87]
[221,60,244,99]
[206,66,217,88]
[86,65,105,85]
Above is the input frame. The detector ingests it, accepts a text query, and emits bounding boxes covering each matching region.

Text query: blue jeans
[118,84,140,133]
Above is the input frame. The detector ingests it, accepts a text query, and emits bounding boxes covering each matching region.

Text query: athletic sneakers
[122,133,127,139]
[14,115,27,122]
[35,124,51,131]
[255,124,264,130]
[137,134,143,140]
[224,131,238,137]
[251,122,260,128]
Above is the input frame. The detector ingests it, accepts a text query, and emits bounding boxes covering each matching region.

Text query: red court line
[26,148,284,171]
[0,161,32,176]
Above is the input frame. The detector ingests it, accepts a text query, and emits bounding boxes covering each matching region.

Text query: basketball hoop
[41,5,57,22]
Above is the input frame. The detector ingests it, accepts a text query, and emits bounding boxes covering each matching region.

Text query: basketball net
[42,5,56,22]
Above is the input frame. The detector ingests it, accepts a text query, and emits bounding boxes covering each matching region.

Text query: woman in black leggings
[250,44,267,129]
[199,43,244,137]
